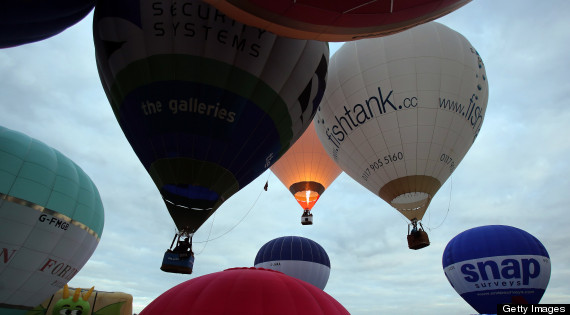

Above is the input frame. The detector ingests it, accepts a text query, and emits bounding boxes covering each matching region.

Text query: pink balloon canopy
[205,0,471,41]
[140,267,350,315]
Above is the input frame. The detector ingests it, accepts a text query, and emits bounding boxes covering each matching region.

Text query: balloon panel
[0,0,95,48]
[204,0,471,41]
[0,126,103,310]
[271,122,341,211]
[94,0,329,231]
[314,22,488,221]
[255,236,330,267]
[254,236,331,289]
[254,260,330,290]
[442,225,550,314]
[140,268,348,315]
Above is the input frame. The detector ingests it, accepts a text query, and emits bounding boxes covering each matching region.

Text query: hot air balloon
[0,125,104,312]
[314,21,488,250]
[93,0,329,273]
[254,236,330,289]
[139,267,349,314]
[31,285,133,315]
[204,0,471,41]
[270,122,341,225]
[0,0,95,48]
[443,225,551,314]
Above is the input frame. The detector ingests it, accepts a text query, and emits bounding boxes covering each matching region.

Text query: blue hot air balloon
[0,0,95,48]
[94,0,328,274]
[254,236,330,290]
[442,225,551,314]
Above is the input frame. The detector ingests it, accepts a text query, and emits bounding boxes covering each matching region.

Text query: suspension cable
[193,171,271,254]
[425,175,453,231]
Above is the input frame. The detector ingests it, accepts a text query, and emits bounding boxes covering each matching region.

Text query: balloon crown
[225,267,284,274]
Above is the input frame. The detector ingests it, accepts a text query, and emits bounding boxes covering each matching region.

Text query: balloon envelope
[139,267,349,315]
[204,0,471,41]
[442,225,551,314]
[94,0,329,233]
[0,126,104,310]
[314,22,488,222]
[32,286,133,315]
[0,0,95,48]
[254,236,331,289]
[271,122,341,212]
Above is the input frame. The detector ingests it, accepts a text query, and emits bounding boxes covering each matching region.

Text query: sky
[1,0,569,314]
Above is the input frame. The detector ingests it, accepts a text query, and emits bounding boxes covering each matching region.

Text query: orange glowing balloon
[271,122,341,224]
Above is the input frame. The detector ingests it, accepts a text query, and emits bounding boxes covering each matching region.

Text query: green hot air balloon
[0,125,104,312]
[93,0,328,273]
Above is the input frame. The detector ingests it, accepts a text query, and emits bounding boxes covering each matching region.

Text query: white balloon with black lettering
[314,21,488,223]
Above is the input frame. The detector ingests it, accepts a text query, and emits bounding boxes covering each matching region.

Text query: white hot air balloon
[314,22,488,249]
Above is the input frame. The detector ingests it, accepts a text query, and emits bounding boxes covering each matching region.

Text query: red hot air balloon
[93,0,329,273]
[140,267,349,315]
[271,122,341,225]
[204,0,471,41]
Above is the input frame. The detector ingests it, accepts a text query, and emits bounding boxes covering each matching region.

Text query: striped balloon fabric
[254,236,330,289]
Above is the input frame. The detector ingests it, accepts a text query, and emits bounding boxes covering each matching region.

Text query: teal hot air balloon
[0,126,104,312]
[93,0,329,273]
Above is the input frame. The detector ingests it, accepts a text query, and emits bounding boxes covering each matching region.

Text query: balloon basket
[301,214,313,225]
[160,250,195,274]
[407,230,430,250]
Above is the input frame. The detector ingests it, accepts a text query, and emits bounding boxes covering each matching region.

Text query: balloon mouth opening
[290,182,325,211]
[294,190,321,210]
[391,192,429,211]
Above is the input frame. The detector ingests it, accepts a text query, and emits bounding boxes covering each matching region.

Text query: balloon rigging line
[193,171,271,252]
[426,175,453,231]
[194,211,216,255]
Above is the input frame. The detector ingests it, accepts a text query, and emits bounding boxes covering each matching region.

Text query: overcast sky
[1,0,569,314]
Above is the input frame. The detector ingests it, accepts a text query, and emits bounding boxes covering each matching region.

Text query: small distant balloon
[271,122,341,225]
[254,236,331,289]
[139,267,349,315]
[442,225,551,314]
